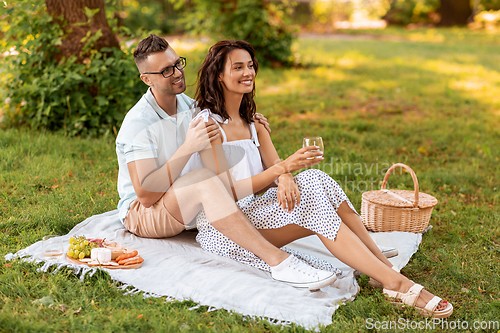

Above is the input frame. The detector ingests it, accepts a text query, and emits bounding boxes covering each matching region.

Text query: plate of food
[65,236,144,269]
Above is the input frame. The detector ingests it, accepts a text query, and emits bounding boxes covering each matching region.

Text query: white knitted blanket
[5,210,422,330]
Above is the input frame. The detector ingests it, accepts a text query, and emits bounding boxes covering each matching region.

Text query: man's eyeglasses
[143,57,187,78]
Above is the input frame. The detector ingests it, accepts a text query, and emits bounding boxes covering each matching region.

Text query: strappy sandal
[369,266,400,288]
[383,283,453,318]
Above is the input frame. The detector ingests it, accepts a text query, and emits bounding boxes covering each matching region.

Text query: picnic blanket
[5,209,422,330]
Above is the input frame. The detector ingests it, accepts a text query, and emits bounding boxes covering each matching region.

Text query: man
[115,34,336,290]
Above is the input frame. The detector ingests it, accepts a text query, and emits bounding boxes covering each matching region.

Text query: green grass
[1,27,500,332]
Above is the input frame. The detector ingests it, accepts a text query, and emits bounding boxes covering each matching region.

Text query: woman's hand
[277,173,300,213]
[182,117,220,154]
[281,146,323,173]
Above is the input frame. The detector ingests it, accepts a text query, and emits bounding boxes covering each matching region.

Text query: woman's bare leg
[319,224,448,309]
[257,224,314,247]
[164,169,289,266]
[258,223,447,310]
[259,223,393,281]
[337,201,393,267]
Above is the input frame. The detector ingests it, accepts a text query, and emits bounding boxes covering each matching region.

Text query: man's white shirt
[115,88,202,224]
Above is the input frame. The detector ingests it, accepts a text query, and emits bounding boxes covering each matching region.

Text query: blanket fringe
[123,287,141,296]
[241,314,292,328]
[187,304,218,313]
[5,250,315,330]
[114,283,162,299]
[142,291,161,299]
[78,267,96,282]
[185,305,291,328]
[164,296,180,302]
[5,252,100,282]
[118,284,131,290]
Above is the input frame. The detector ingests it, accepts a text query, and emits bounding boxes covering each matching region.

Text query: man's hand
[277,173,300,213]
[254,113,271,134]
[183,117,220,154]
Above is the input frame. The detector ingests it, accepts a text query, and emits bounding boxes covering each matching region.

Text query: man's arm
[128,118,220,208]
[127,154,190,208]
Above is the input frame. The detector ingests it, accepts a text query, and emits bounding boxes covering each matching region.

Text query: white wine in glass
[302,137,324,159]
[42,235,64,259]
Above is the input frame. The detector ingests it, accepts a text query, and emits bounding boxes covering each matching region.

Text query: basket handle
[381,163,419,208]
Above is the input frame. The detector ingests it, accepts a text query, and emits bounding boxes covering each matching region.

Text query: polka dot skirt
[195,169,358,274]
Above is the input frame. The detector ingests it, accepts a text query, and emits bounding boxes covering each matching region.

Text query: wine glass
[42,235,64,260]
[302,137,324,159]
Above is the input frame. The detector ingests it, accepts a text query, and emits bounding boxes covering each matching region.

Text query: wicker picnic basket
[361,163,438,233]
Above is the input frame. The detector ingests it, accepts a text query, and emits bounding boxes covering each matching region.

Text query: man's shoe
[270,255,337,291]
[380,246,398,258]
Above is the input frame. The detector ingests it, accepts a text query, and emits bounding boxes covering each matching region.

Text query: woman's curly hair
[195,40,259,124]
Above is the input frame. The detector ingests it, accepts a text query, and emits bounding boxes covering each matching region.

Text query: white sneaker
[270,255,337,291]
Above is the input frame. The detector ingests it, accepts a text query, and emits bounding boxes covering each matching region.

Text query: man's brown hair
[133,34,169,67]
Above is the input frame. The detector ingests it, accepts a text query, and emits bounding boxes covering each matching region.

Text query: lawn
[1,27,499,332]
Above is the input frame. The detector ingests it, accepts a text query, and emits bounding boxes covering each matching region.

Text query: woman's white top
[188,109,264,181]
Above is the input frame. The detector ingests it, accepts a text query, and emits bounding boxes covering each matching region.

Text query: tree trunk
[438,0,472,26]
[45,0,120,61]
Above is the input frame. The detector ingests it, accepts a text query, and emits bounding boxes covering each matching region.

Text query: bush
[0,0,144,137]
[479,0,500,11]
[183,0,296,67]
[474,9,500,28]
[111,0,188,35]
[384,0,440,25]
[311,0,390,24]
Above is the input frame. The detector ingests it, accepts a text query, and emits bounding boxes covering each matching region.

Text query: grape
[68,235,100,259]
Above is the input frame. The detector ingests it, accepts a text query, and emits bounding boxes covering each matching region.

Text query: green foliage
[475,9,500,26]
[311,0,391,24]
[384,0,440,25]
[0,0,144,137]
[183,0,296,66]
[111,0,188,35]
[479,0,500,11]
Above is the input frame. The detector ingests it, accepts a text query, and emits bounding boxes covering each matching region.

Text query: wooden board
[65,254,143,269]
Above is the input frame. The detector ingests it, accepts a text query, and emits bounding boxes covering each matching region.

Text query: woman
[191,40,453,318]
